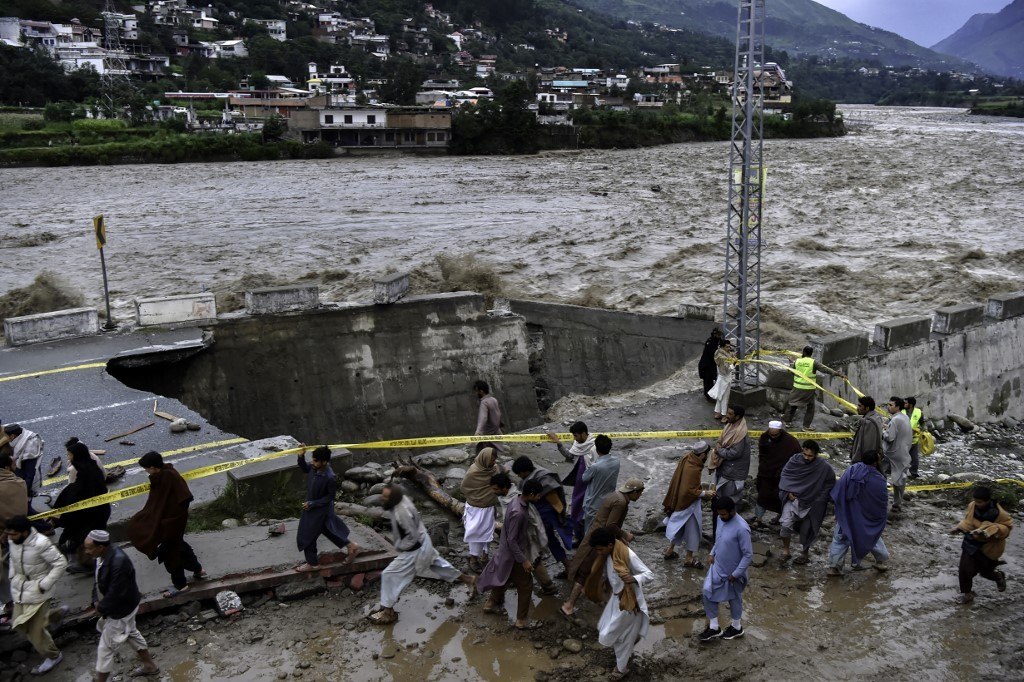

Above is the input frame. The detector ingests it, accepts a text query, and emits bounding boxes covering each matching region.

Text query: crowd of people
[0,358,1017,679]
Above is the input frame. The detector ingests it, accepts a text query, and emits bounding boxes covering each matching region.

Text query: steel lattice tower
[100,0,136,118]
[722,0,765,388]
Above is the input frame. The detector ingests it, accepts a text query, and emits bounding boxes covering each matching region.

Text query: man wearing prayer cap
[84,529,160,680]
[662,441,714,567]
[560,477,645,619]
[753,422,801,529]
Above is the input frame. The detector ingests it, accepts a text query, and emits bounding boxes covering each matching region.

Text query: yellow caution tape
[906,478,1024,493]
[0,362,108,383]
[29,428,853,520]
[40,437,250,488]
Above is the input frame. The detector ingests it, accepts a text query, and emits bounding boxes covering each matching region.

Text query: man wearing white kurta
[588,528,655,680]
[371,484,475,625]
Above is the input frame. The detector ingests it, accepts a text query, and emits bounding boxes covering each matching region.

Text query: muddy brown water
[2,107,1023,344]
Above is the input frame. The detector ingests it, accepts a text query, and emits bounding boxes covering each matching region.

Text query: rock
[937,474,951,482]
[199,609,219,622]
[948,414,976,432]
[297,662,311,669]
[221,518,240,529]
[344,467,384,484]
[651,184,662,192]
[169,418,188,433]
[562,638,583,653]
[444,597,455,607]
[276,582,324,602]
[1002,416,1019,429]
[336,502,369,516]
[752,541,772,557]
[365,461,383,470]
[340,480,360,493]
[186,421,201,431]
[642,514,664,534]
[362,494,384,507]
[368,483,386,495]
[186,636,198,647]
[277,673,288,680]
[535,672,550,682]
[182,601,203,617]
[382,468,395,478]
[427,521,450,547]
[751,554,768,568]
[445,467,467,482]
[947,472,990,482]
[215,590,243,616]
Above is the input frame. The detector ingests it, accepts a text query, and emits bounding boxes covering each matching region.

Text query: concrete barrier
[811,331,869,367]
[873,316,932,350]
[135,294,216,327]
[986,291,1024,320]
[245,285,319,315]
[3,307,99,346]
[373,272,409,305]
[677,303,717,321]
[932,304,985,335]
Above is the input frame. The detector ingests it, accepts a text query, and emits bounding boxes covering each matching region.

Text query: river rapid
[2,105,1022,344]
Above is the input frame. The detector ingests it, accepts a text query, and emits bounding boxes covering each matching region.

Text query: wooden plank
[104,421,155,442]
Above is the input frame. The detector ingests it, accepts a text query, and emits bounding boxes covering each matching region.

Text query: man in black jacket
[83,530,159,680]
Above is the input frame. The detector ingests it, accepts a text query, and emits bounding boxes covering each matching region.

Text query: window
[324,114,333,124]
[343,114,353,124]
[385,132,394,142]
[367,115,376,124]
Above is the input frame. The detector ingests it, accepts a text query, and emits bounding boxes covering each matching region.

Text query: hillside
[932,0,1024,79]
[572,0,976,70]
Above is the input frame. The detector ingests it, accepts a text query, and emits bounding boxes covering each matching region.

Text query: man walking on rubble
[294,445,360,572]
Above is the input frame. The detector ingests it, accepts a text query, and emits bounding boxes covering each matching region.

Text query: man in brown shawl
[662,441,714,567]
[126,451,205,597]
[851,396,885,464]
[559,478,644,619]
[752,421,801,529]
[460,443,505,572]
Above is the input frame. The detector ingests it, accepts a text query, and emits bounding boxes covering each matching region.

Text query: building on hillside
[228,89,310,119]
[247,18,286,41]
[215,39,247,58]
[307,63,355,94]
[290,96,451,149]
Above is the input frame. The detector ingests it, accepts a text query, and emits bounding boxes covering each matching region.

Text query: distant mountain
[571,0,975,70]
[932,0,1024,79]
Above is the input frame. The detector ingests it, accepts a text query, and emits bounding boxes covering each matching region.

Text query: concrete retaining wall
[135,293,216,327]
[245,285,319,315]
[3,307,98,346]
[509,299,713,410]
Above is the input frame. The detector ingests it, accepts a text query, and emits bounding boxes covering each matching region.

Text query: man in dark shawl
[54,441,110,573]
[698,328,723,401]
[126,451,205,598]
[850,396,884,464]
[511,456,572,576]
[295,445,359,572]
[752,421,801,529]
[560,478,644,619]
[477,479,543,629]
[778,440,836,565]
[827,450,890,575]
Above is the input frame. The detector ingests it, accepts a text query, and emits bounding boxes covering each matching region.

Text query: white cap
[768,420,783,430]
[87,529,110,543]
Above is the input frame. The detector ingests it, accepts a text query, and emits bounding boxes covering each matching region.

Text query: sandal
[483,602,500,614]
[192,569,208,581]
[538,583,559,596]
[514,620,543,631]
[793,555,810,566]
[609,668,630,681]
[368,610,398,625]
[663,551,680,561]
[129,665,161,677]
[162,585,189,598]
[343,544,361,566]
[683,559,705,570]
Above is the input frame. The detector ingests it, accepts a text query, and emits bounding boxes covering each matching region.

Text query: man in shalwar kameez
[370,484,475,625]
[778,440,836,565]
[699,497,752,642]
[662,440,713,568]
[460,443,504,572]
[548,422,595,545]
[585,528,655,681]
[828,450,890,575]
[883,396,913,514]
[294,446,359,572]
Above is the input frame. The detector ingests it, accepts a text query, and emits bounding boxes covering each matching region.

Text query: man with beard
[477,479,544,629]
[511,456,572,577]
[662,441,714,568]
[126,451,206,598]
[2,425,44,498]
[698,327,723,401]
[752,421,801,529]
[708,405,751,541]
[4,516,68,675]
[949,486,1013,605]
[547,422,595,546]
[560,478,645,619]
[851,396,884,464]
[882,397,912,514]
[828,450,890,575]
[778,440,837,566]
[370,483,476,624]
[699,497,752,643]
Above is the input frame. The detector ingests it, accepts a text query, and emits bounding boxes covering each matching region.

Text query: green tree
[262,114,286,140]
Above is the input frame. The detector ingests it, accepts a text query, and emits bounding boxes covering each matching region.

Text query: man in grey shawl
[708,405,751,541]
[851,396,885,464]
[882,396,912,514]
[778,440,836,565]
[370,484,476,625]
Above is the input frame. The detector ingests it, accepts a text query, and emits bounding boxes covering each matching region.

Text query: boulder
[427,521,450,548]
[362,494,385,507]
[947,472,990,482]
[947,415,976,432]
[339,480,360,493]
[344,467,384,484]
[561,639,583,654]
[368,482,386,495]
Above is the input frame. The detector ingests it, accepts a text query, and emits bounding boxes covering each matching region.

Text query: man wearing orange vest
[783,346,845,430]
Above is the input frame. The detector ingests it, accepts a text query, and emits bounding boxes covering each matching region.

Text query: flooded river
[2,106,1023,343]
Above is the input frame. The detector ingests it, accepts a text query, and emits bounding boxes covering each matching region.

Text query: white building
[248,18,286,41]
[216,39,247,58]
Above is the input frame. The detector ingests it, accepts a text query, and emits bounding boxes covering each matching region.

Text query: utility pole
[100,0,137,119]
[722,0,766,399]
[94,215,116,331]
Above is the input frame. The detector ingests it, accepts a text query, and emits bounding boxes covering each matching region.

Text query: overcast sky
[814,0,1011,46]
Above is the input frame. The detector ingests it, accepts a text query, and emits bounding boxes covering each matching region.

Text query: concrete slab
[245,285,319,315]
[811,331,869,366]
[872,315,932,350]
[135,293,216,327]
[373,272,410,304]
[986,290,1024,320]
[3,307,98,346]
[932,303,985,335]
[50,519,395,626]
